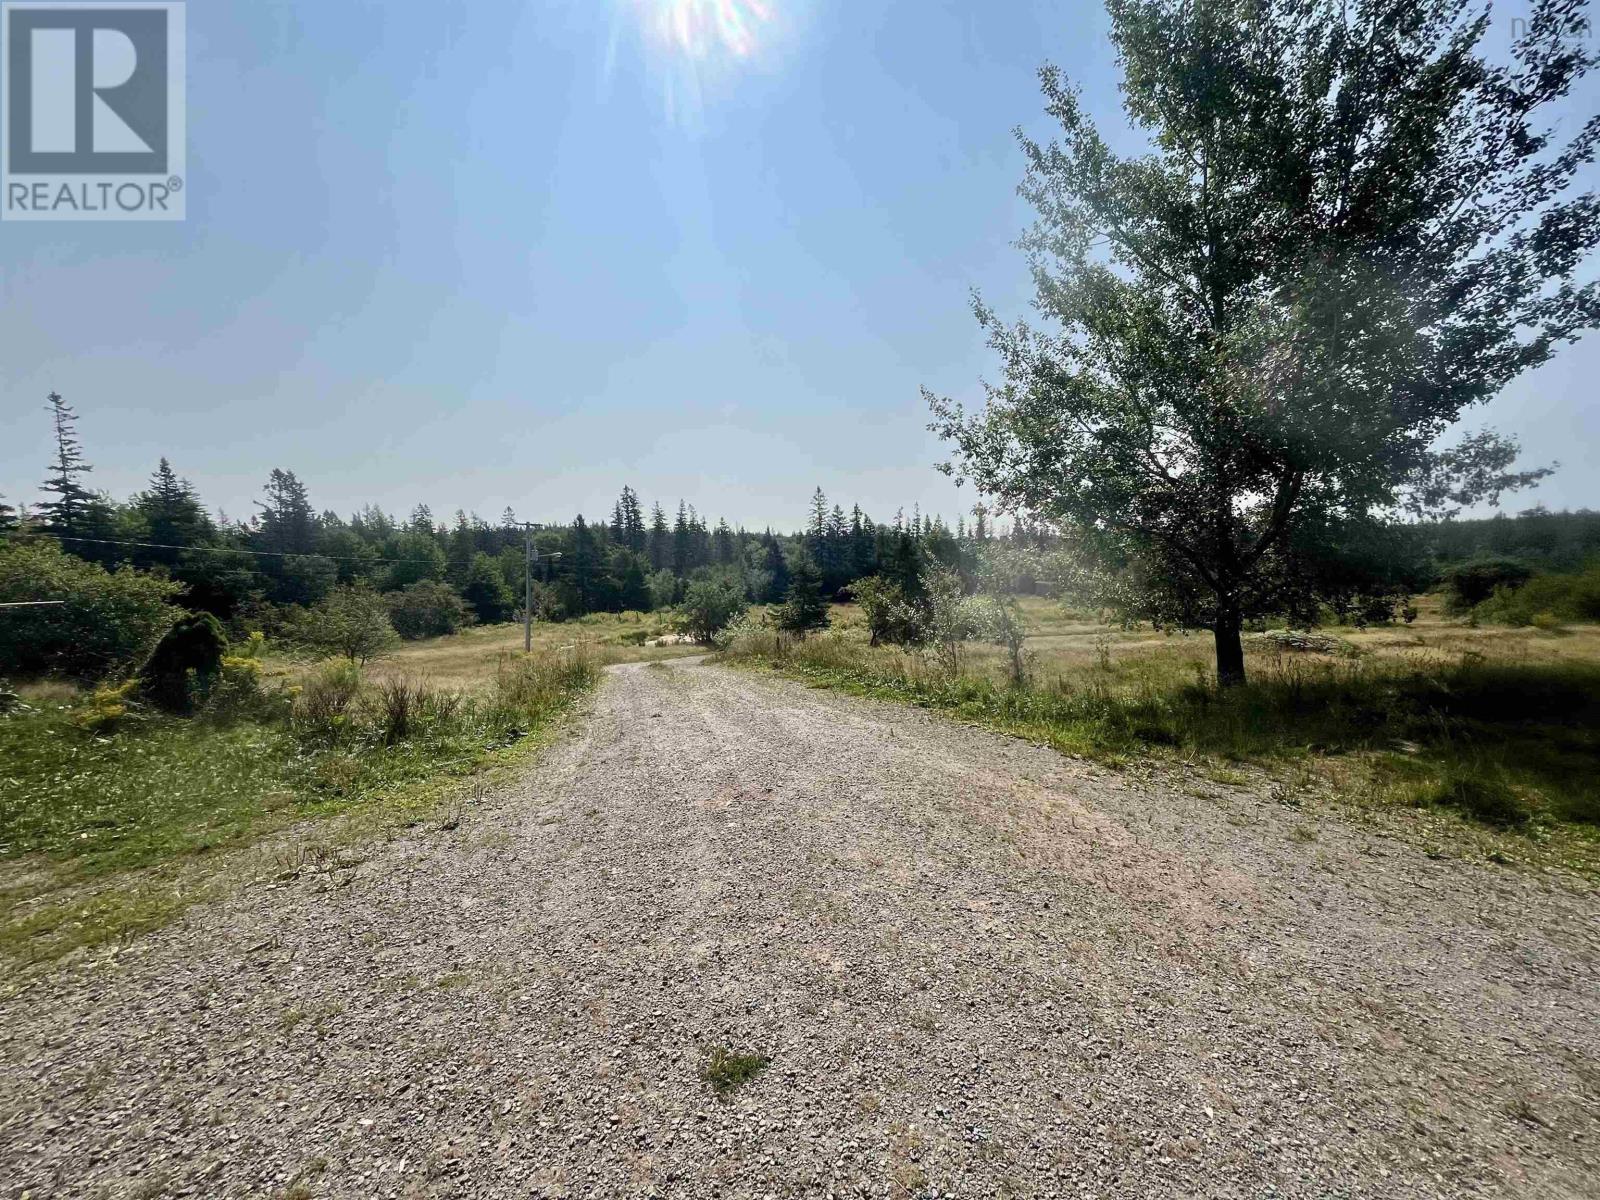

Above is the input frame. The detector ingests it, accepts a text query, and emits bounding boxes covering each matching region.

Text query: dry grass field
[366,611,706,691]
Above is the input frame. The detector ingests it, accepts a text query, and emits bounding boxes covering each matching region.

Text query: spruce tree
[777,549,830,637]
[38,392,101,539]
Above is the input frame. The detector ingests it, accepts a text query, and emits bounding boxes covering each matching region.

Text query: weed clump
[699,1045,770,1097]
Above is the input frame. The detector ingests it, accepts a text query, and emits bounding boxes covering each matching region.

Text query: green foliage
[462,552,514,624]
[726,637,1600,832]
[386,579,474,640]
[0,539,180,679]
[647,569,680,611]
[677,575,747,643]
[1444,558,1536,613]
[851,575,922,647]
[699,1046,770,1097]
[929,0,1600,685]
[297,586,400,664]
[1473,563,1600,627]
[775,550,830,637]
[138,612,228,714]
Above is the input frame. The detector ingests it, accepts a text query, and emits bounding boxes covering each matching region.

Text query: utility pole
[518,523,560,655]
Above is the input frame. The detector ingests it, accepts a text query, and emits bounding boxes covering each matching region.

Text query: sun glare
[632,0,775,64]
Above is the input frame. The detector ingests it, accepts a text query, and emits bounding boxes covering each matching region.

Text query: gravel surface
[3,658,1598,1199]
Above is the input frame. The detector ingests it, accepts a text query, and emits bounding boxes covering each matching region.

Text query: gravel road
[3,659,1598,1199]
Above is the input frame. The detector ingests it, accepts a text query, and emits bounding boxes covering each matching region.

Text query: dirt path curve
[3,660,1598,1199]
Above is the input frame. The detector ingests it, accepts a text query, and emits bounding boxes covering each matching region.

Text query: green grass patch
[724,633,1600,857]
[0,649,597,971]
[699,1045,771,1097]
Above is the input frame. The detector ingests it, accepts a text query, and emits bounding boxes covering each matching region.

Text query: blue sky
[2,0,1596,532]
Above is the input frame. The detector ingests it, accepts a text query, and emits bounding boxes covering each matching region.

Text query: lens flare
[634,0,774,64]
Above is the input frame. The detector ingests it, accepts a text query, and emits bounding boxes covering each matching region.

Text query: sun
[629,0,775,65]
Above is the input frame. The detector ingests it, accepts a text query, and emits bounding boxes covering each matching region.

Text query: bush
[72,678,142,735]
[1443,557,1534,613]
[297,585,401,663]
[292,659,365,744]
[676,577,747,644]
[138,612,228,714]
[852,575,923,646]
[386,580,473,640]
[1474,562,1600,627]
[0,540,181,679]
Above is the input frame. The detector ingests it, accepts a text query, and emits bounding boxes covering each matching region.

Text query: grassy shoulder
[721,600,1600,876]
[0,646,597,975]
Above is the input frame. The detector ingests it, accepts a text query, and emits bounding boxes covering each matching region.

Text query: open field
[726,595,1600,874]
[368,612,708,692]
[3,658,1596,1198]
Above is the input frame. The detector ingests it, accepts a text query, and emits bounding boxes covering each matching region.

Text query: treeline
[1,395,1048,638]
[1415,508,1600,574]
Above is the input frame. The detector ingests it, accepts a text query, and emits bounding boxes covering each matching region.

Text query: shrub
[297,586,400,663]
[676,577,747,644]
[851,575,923,646]
[386,580,473,640]
[0,540,180,679]
[138,612,228,714]
[72,678,141,734]
[292,659,365,744]
[1474,562,1600,626]
[1442,557,1534,613]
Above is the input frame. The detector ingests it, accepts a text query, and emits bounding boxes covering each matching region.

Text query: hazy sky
[2,0,1596,532]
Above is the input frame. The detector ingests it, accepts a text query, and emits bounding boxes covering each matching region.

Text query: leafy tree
[775,549,831,637]
[677,575,747,643]
[463,552,514,623]
[851,575,922,646]
[386,579,473,639]
[647,568,680,611]
[0,539,180,679]
[1443,557,1536,612]
[298,585,399,664]
[139,612,228,713]
[383,531,448,590]
[930,0,1600,684]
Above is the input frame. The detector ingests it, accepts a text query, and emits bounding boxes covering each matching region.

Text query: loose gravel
[2,659,1598,1199]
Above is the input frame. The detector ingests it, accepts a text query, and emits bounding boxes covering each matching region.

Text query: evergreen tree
[713,518,736,565]
[256,469,317,555]
[0,494,19,533]
[777,549,830,637]
[672,501,692,577]
[408,504,434,536]
[618,486,646,553]
[760,532,791,604]
[648,502,670,571]
[463,551,514,623]
[614,550,652,611]
[38,392,103,540]
[132,458,213,565]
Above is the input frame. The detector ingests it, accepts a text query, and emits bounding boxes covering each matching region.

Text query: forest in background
[3,393,1600,652]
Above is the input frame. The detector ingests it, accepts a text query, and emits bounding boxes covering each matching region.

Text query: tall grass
[0,648,598,965]
[724,630,1600,833]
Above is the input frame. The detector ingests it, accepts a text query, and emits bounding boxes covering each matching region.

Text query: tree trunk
[1214,609,1246,688]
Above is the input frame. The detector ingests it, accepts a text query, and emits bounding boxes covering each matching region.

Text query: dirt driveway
[3,659,1597,1198]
